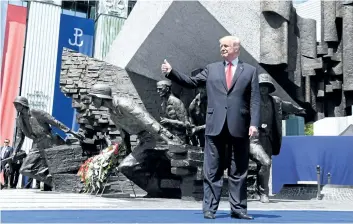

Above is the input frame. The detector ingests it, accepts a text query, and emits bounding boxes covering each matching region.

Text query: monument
[8,0,352,199]
[12,96,80,191]
[56,49,280,200]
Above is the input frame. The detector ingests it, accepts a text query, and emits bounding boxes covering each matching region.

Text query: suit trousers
[202,121,250,214]
[2,169,10,187]
[10,162,22,188]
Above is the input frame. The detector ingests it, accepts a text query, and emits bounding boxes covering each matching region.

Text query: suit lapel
[228,61,244,92]
[218,61,228,91]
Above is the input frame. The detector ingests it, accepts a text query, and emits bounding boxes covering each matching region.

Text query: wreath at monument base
[77,143,122,193]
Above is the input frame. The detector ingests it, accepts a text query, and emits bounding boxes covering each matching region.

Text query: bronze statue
[88,83,183,197]
[12,96,76,189]
[250,73,305,203]
[157,80,190,144]
[188,86,207,147]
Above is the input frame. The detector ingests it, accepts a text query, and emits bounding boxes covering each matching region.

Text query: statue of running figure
[12,96,77,190]
[88,83,183,197]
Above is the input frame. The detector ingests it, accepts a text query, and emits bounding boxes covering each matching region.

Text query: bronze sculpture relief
[12,96,77,189]
[250,73,305,203]
[88,83,183,197]
[188,86,207,147]
[157,80,190,144]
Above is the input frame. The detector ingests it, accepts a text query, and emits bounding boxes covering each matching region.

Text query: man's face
[91,96,103,108]
[220,38,240,61]
[260,85,270,95]
[157,84,170,97]
[4,140,9,146]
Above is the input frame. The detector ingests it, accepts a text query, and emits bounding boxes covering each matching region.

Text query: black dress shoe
[230,211,254,220]
[204,211,215,219]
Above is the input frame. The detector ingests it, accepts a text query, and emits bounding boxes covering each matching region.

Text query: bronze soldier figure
[157,80,190,144]
[188,86,207,147]
[88,83,183,197]
[251,74,305,203]
[12,96,76,190]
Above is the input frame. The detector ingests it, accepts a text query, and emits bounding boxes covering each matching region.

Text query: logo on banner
[68,28,84,47]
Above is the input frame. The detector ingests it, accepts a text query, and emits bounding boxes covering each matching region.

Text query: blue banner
[52,14,94,138]
[272,136,353,194]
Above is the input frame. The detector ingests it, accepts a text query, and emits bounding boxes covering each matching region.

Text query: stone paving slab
[1,189,353,211]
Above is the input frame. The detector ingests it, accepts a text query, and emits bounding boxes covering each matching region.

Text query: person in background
[1,139,14,189]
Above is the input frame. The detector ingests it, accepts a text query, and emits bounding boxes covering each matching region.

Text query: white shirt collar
[225,58,239,66]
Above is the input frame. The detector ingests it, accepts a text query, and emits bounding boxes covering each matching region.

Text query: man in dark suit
[161,36,260,220]
[1,139,14,189]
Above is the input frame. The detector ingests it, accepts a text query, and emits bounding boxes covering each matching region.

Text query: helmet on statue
[13,96,29,108]
[88,83,113,99]
[258,73,276,94]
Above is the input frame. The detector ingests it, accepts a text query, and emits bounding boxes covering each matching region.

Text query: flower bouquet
[77,143,122,193]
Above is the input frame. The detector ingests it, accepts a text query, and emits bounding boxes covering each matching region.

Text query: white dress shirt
[224,58,239,79]
[1,146,7,159]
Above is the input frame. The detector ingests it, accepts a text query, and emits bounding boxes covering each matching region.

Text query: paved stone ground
[1,189,353,211]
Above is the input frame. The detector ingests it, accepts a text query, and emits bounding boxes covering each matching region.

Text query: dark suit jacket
[0,146,14,171]
[166,60,260,138]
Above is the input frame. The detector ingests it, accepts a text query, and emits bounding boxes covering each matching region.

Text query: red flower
[78,156,94,182]
[113,143,119,155]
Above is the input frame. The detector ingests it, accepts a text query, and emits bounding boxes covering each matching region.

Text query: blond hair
[219,36,241,46]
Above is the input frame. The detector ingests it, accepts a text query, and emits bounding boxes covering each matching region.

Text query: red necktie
[226,62,233,89]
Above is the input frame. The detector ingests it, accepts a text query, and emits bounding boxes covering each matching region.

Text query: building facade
[0,0,137,145]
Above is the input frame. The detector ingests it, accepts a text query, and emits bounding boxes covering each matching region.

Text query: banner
[0,1,8,81]
[0,5,27,143]
[52,14,94,138]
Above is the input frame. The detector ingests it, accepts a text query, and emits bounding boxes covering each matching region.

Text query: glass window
[75,11,87,18]
[61,1,96,19]
[63,9,75,16]
[128,0,137,16]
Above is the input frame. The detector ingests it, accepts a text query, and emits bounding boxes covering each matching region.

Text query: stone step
[100,193,131,198]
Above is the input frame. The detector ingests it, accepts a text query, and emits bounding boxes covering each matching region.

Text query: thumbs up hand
[161,59,172,74]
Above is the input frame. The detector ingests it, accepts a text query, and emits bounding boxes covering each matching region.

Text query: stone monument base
[52,174,83,193]
[43,144,87,193]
